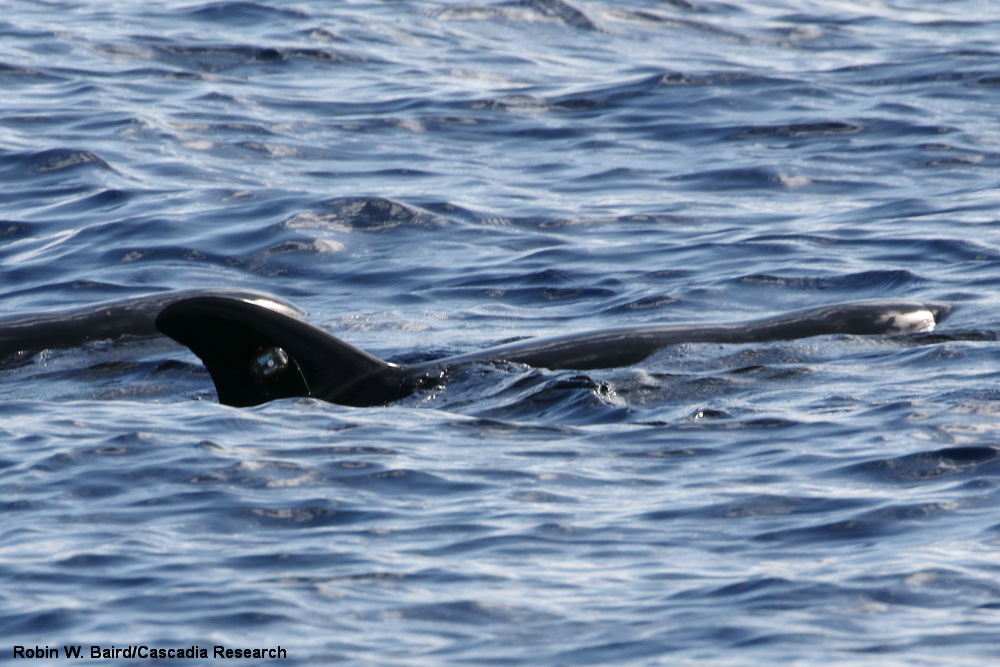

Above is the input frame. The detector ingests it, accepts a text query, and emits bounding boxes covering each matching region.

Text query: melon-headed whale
[151,293,952,408]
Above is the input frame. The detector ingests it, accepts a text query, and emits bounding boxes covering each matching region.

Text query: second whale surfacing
[154,294,952,408]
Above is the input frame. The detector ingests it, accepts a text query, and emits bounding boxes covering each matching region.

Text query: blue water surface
[2,0,1000,664]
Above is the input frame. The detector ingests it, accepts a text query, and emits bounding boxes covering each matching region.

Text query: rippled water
[3,1,1000,664]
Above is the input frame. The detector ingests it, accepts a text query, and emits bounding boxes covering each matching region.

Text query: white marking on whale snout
[877,309,937,333]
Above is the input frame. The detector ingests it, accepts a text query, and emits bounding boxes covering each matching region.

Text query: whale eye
[251,346,291,383]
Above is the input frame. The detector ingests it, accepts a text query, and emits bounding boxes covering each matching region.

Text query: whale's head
[875,302,952,334]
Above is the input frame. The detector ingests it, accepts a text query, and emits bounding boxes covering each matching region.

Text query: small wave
[839,445,1000,483]
[261,239,345,255]
[735,269,926,293]
[152,43,362,73]
[463,370,627,423]
[600,294,679,314]
[284,197,447,232]
[177,1,309,27]
[235,502,384,528]
[437,0,599,31]
[753,516,899,545]
[668,166,804,191]
[45,189,132,215]
[335,468,489,496]
[0,61,61,82]
[642,493,868,522]
[388,599,559,625]
[731,121,861,140]
[2,149,114,177]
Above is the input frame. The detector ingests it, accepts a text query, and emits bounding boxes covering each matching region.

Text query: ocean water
[2,0,1000,664]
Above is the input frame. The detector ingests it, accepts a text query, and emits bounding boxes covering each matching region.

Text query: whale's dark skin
[0,289,953,407]
[0,289,303,361]
[154,294,952,408]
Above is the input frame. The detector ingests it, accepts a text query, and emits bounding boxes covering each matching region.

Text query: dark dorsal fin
[155,296,407,407]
